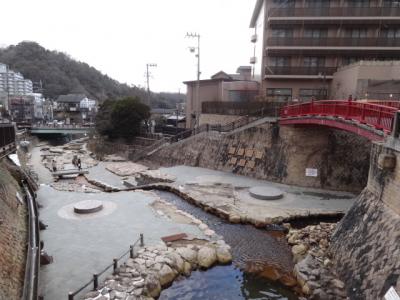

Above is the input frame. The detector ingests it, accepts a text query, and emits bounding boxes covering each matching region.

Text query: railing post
[140,233,144,247]
[113,258,118,272]
[130,245,134,258]
[391,111,400,137]
[68,292,74,300]
[93,273,98,290]
[361,103,366,122]
[377,106,382,127]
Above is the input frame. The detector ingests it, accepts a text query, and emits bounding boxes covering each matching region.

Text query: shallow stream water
[155,191,298,300]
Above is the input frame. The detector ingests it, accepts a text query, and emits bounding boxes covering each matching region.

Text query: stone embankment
[286,223,348,300]
[84,197,232,300]
[0,160,27,299]
[330,142,400,299]
[142,124,370,192]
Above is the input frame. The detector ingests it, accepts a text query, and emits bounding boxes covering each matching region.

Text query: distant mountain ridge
[0,41,184,108]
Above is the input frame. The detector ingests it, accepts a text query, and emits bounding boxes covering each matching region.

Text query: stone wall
[331,142,400,299]
[0,160,27,299]
[143,123,371,192]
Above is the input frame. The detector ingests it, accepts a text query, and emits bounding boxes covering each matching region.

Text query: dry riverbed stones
[286,223,348,300]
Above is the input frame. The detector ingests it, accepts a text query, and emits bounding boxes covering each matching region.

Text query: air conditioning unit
[250,57,257,64]
[251,34,258,43]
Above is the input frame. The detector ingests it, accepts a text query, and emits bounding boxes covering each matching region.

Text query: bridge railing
[280,100,398,133]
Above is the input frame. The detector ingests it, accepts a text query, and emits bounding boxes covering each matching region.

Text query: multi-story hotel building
[0,63,33,95]
[250,0,400,102]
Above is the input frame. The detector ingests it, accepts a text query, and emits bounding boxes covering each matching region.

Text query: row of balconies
[265,66,337,76]
[267,37,400,47]
[269,6,400,18]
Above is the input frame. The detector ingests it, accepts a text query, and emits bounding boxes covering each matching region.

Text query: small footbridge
[280,100,400,141]
[28,124,94,135]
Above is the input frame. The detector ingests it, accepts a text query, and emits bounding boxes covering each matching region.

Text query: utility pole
[145,63,157,106]
[186,32,201,128]
[5,64,10,117]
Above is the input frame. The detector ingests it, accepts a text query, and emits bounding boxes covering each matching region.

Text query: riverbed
[30,141,354,299]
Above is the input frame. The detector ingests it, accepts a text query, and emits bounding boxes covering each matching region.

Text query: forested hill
[0,42,184,108]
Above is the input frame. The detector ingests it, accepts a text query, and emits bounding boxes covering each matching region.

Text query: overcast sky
[1,0,256,93]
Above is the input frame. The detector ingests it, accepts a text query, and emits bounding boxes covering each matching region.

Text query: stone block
[246,160,256,169]
[254,150,263,159]
[229,157,237,165]
[245,149,254,158]
[238,159,246,167]
[237,148,245,156]
[228,147,236,155]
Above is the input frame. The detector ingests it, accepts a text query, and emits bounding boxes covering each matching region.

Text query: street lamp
[186,32,201,128]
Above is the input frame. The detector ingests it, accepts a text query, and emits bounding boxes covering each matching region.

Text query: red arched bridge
[280,100,400,141]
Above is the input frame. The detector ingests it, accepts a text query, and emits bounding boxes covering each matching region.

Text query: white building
[0,63,33,95]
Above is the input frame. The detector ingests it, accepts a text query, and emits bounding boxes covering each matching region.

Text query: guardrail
[201,101,284,116]
[21,183,40,300]
[269,6,400,18]
[132,108,279,161]
[68,234,144,300]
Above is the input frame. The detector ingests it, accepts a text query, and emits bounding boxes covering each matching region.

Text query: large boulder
[216,246,232,264]
[144,273,161,298]
[158,264,176,287]
[197,247,217,268]
[183,261,192,276]
[176,247,197,264]
[165,252,184,273]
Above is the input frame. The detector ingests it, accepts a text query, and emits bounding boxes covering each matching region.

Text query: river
[31,141,299,299]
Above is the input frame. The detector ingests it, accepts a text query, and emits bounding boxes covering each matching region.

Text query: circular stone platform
[249,186,284,200]
[74,200,104,214]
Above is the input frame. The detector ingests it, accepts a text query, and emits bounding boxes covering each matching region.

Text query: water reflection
[155,191,298,300]
[160,265,298,300]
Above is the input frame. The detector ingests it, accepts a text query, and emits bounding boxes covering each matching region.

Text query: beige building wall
[331,61,400,99]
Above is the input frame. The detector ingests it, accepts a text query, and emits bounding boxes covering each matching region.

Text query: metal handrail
[131,107,277,161]
[21,183,40,300]
[68,234,144,300]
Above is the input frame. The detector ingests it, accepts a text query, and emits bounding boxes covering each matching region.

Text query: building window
[304,28,328,38]
[272,28,293,38]
[228,90,258,102]
[267,88,292,102]
[383,0,399,7]
[270,57,290,67]
[381,28,400,38]
[273,0,295,7]
[345,28,367,38]
[347,0,370,7]
[299,89,327,101]
[303,57,325,67]
[305,0,331,7]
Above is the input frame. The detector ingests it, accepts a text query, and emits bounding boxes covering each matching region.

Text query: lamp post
[186,32,201,128]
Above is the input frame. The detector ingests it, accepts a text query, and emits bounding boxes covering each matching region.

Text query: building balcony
[267,37,400,48]
[265,66,336,78]
[268,6,400,19]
